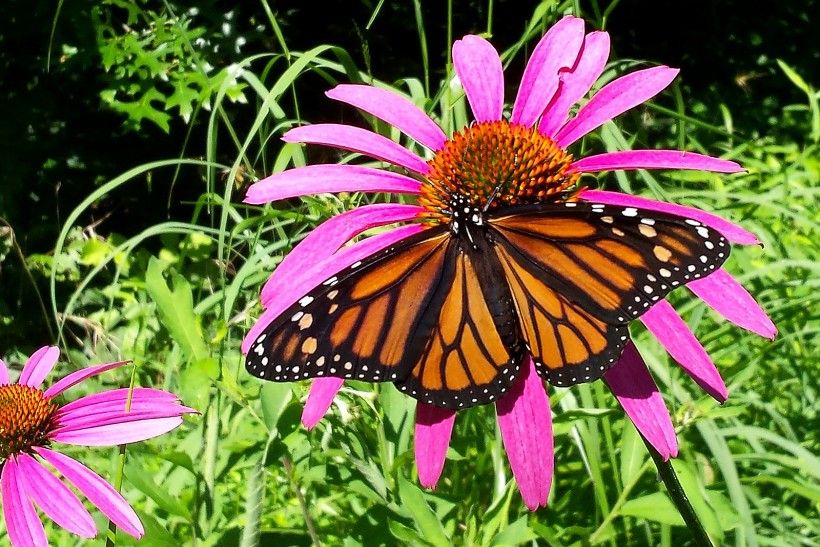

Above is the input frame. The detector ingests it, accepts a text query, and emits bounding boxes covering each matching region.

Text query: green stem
[643,438,714,547]
[283,456,322,546]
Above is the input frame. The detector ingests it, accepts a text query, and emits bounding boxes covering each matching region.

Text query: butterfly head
[419,121,581,225]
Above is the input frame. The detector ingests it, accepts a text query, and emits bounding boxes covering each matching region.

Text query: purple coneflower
[0,346,195,545]
[242,16,775,509]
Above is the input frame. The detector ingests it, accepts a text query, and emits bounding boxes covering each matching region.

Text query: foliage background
[0,0,817,545]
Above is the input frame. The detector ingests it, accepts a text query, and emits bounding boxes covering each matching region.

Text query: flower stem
[643,437,714,547]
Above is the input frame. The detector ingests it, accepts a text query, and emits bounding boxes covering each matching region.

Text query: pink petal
[242,224,424,354]
[259,203,424,306]
[1,458,47,547]
[511,16,586,127]
[0,359,9,384]
[496,357,553,510]
[58,387,179,414]
[555,66,679,148]
[283,124,430,175]
[244,164,422,205]
[33,447,144,538]
[414,402,456,489]
[19,345,60,388]
[688,268,777,339]
[55,392,195,433]
[641,300,728,402]
[43,361,128,398]
[579,189,761,245]
[326,85,447,151]
[569,150,744,174]
[57,408,189,430]
[52,417,185,446]
[452,35,504,123]
[539,31,610,137]
[605,342,678,459]
[301,377,345,429]
[16,454,96,539]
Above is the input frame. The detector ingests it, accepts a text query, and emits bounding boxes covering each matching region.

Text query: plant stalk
[643,437,714,547]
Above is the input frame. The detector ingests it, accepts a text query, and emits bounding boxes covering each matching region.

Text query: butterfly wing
[246,227,452,384]
[489,201,729,386]
[395,236,523,408]
[246,227,523,409]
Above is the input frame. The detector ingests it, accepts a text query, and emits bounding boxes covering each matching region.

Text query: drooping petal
[641,300,728,402]
[1,458,48,547]
[605,342,678,459]
[453,35,505,122]
[43,361,128,398]
[34,447,144,538]
[19,345,60,388]
[688,268,777,339]
[242,224,423,353]
[326,84,448,150]
[0,358,9,384]
[496,358,553,510]
[555,66,679,148]
[244,164,422,205]
[539,31,610,137]
[16,454,96,539]
[579,189,761,245]
[301,377,345,429]
[511,16,586,127]
[568,150,744,174]
[259,203,424,306]
[52,417,185,446]
[283,124,430,174]
[414,402,456,489]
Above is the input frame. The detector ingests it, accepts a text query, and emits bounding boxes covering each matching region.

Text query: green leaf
[619,492,685,526]
[260,383,293,432]
[144,257,208,361]
[619,422,646,488]
[671,459,723,543]
[388,519,427,544]
[491,516,537,546]
[124,464,191,520]
[397,475,450,547]
[178,357,218,410]
[777,59,811,94]
[706,490,742,531]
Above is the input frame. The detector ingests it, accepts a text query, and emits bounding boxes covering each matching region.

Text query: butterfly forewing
[490,202,729,323]
[488,201,729,385]
[246,228,453,384]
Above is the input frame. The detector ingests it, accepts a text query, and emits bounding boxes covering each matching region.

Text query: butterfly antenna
[484,179,507,212]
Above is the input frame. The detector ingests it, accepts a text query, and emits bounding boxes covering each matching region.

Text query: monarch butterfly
[245,137,729,410]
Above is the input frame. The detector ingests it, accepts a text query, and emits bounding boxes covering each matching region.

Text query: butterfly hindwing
[494,240,629,386]
[395,237,524,409]
[246,227,453,384]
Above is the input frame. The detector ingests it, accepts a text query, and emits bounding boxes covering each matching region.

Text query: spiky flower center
[419,121,580,223]
[0,384,58,459]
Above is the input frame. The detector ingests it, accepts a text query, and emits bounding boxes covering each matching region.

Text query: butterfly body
[246,200,729,409]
